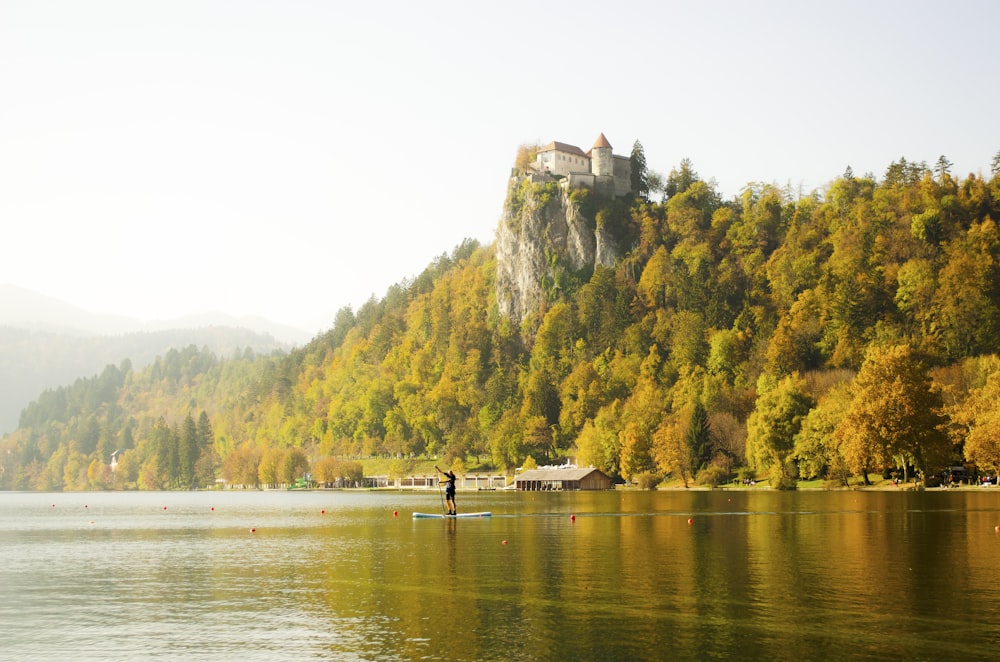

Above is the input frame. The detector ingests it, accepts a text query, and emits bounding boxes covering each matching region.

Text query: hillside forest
[4,147,1000,491]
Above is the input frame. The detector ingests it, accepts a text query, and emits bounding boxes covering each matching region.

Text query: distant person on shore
[436,465,456,515]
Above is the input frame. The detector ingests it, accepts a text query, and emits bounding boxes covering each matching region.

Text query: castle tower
[590,133,613,177]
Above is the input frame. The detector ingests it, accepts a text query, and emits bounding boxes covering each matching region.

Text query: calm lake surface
[2,489,999,660]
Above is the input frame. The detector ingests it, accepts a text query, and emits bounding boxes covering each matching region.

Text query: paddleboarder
[436,465,457,515]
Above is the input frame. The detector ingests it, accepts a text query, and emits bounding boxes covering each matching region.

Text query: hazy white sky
[2,0,997,335]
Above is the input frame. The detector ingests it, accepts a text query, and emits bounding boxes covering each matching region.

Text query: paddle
[435,465,446,515]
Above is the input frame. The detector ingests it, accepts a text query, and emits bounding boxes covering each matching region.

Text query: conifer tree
[630,140,649,200]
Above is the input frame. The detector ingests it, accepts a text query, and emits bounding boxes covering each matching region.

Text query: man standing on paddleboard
[436,466,457,516]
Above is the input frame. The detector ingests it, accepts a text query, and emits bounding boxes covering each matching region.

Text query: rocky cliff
[494,179,623,324]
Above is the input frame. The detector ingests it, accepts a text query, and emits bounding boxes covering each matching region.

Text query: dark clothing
[437,467,457,515]
[442,471,456,497]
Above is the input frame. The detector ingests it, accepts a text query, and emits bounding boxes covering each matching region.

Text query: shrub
[696,464,729,488]
[771,473,799,490]
[633,471,662,490]
[771,461,799,490]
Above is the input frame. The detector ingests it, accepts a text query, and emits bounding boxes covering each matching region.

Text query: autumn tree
[113,449,140,488]
[87,457,111,489]
[933,219,1000,358]
[956,366,1000,478]
[793,382,852,484]
[223,445,261,488]
[574,400,623,477]
[312,457,339,486]
[280,448,309,484]
[620,421,654,481]
[258,447,283,488]
[652,413,691,487]
[746,374,813,488]
[835,344,951,485]
[514,143,539,171]
[618,347,667,481]
[636,246,672,310]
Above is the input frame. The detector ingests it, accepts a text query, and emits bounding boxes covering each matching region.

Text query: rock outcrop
[495,179,621,324]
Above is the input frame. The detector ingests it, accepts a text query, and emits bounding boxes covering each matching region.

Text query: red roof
[537,141,588,158]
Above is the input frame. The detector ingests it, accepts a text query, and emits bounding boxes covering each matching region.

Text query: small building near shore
[362,473,509,490]
[515,467,614,491]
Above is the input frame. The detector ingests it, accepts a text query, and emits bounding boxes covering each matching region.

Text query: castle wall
[537,150,590,178]
[612,155,632,197]
[566,172,596,190]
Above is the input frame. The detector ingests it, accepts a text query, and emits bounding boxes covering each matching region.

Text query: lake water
[1,489,999,661]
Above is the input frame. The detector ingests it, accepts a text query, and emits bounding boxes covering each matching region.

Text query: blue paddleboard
[412,512,492,519]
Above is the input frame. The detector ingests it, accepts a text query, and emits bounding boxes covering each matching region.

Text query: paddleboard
[412,512,492,519]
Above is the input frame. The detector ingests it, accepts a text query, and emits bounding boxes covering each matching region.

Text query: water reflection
[2,490,1000,660]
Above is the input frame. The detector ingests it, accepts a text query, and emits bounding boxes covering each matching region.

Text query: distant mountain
[0,284,314,344]
[0,285,305,435]
[142,313,314,347]
[0,284,137,336]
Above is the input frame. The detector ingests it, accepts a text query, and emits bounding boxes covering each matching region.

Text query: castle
[530,133,633,198]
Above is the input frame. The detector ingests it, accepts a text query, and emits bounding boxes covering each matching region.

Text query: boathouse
[515,467,613,491]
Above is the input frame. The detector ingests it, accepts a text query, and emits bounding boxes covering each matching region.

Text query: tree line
[2,147,1000,490]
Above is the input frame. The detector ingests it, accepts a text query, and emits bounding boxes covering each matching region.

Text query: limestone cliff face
[495,180,621,324]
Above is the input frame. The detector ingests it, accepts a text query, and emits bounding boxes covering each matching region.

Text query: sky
[2,0,998,337]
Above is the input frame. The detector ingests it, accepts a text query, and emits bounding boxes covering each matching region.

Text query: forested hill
[4,151,1000,492]
[0,325,290,435]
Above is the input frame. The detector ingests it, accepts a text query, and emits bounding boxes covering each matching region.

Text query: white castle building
[533,133,632,198]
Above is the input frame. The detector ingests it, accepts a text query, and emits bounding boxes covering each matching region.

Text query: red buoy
[250,528,256,533]
[570,514,576,522]
[393,511,398,517]
[320,509,326,515]
[687,518,694,525]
